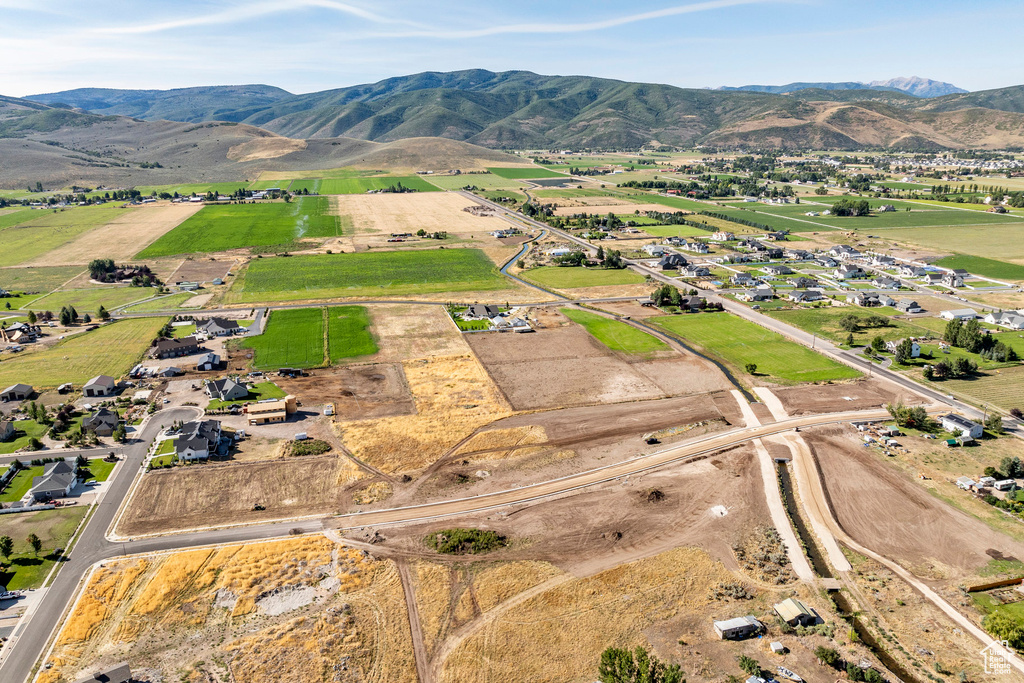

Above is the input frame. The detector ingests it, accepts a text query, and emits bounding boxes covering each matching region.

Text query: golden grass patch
[58,560,149,646]
[472,561,564,613]
[412,561,453,654]
[352,481,393,505]
[337,354,513,474]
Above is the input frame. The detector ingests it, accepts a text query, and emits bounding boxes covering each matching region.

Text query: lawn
[25,286,157,314]
[327,306,377,362]
[486,167,568,179]
[0,205,137,267]
[293,176,440,194]
[766,307,935,346]
[0,465,44,501]
[0,266,84,293]
[561,308,669,355]
[230,249,508,302]
[0,506,88,589]
[241,308,325,369]
[206,381,287,410]
[650,311,861,383]
[0,420,49,455]
[0,317,167,388]
[933,254,1024,281]
[81,458,116,482]
[137,197,340,257]
[521,266,645,290]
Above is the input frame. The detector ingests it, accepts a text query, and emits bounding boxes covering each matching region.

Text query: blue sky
[3,0,1023,96]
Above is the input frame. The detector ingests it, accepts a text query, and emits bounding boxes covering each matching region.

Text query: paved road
[0,406,198,682]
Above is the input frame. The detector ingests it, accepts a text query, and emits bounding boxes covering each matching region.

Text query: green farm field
[0,317,167,387]
[0,206,137,267]
[229,249,508,302]
[487,167,568,179]
[521,266,645,290]
[249,179,293,190]
[875,224,1024,264]
[134,182,251,196]
[327,306,377,362]
[0,209,37,230]
[242,307,324,369]
[650,312,861,383]
[291,176,439,194]
[0,266,83,292]
[640,225,715,238]
[25,287,157,314]
[933,254,1024,281]
[137,197,340,257]
[561,308,669,355]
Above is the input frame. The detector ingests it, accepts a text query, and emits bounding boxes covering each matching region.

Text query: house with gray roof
[0,419,14,442]
[83,408,120,437]
[198,317,242,337]
[195,352,221,371]
[154,335,200,358]
[174,419,222,461]
[206,378,248,402]
[30,460,80,501]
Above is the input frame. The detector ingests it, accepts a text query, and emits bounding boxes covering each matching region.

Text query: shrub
[288,439,332,457]
[425,528,507,555]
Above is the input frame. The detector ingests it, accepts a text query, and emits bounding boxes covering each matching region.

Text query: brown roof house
[83,408,120,437]
[154,335,200,358]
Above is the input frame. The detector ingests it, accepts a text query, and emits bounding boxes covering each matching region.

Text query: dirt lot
[117,455,346,536]
[768,377,924,416]
[369,304,471,362]
[39,537,416,683]
[24,202,203,267]
[328,192,509,251]
[466,309,732,410]
[809,424,1024,579]
[168,256,238,284]
[278,362,416,421]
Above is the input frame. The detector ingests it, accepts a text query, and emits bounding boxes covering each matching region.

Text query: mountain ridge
[718,76,967,98]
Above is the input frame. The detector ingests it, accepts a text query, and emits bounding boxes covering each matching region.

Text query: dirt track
[810,425,1024,578]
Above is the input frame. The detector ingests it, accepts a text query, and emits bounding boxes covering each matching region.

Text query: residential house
[847,292,895,307]
[940,309,977,321]
[0,419,13,441]
[942,270,966,288]
[774,598,816,627]
[658,254,688,270]
[940,414,984,439]
[710,231,735,242]
[762,264,793,276]
[195,352,221,371]
[895,299,922,313]
[739,287,774,302]
[731,272,755,286]
[829,245,860,260]
[154,336,200,359]
[679,240,710,254]
[30,460,80,501]
[0,322,40,344]
[0,383,33,402]
[71,663,132,683]
[788,290,823,303]
[174,419,222,461]
[763,231,788,241]
[83,375,116,398]
[206,378,249,402]
[899,265,927,278]
[985,311,1024,330]
[785,249,813,260]
[872,255,896,267]
[679,296,706,311]
[198,317,242,337]
[82,407,120,437]
[871,276,900,290]
[832,266,863,281]
[713,616,762,640]
[664,236,686,246]
[792,276,820,289]
[466,304,500,319]
[642,244,666,257]
[885,339,921,357]
[683,264,711,278]
[814,256,838,268]
[878,204,896,212]
[922,273,944,286]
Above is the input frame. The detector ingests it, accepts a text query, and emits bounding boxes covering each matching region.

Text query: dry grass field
[23,202,203,266]
[330,192,507,243]
[368,304,470,361]
[117,455,346,536]
[40,537,417,683]
[337,354,512,474]
[167,256,238,284]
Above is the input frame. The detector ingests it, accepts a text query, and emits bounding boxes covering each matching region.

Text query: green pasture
[0,206,137,267]
[521,266,645,290]
[25,287,157,314]
[561,308,669,356]
[487,167,568,180]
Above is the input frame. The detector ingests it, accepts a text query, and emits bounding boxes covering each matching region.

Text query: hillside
[719,76,966,98]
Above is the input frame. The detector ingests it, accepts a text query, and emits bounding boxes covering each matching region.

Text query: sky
[2,0,1023,96]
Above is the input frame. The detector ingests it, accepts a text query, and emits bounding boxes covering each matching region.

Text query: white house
[885,339,921,357]
[788,290,824,303]
[941,414,984,439]
[710,231,735,242]
[833,266,863,281]
[714,616,762,640]
[642,244,666,257]
[940,309,977,321]
[984,311,1024,330]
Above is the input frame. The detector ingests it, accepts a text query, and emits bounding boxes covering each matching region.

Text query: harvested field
[278,363,416,421]
[40,537,416,683]
[0,205,138,267]
[117,455,344,536]
[0,266,84,292]
[330,192,507,244]
[365,304,470,361]
[466,310,732,410]
[768,377,925,416]
[809,425,1024,579]
[167,257,237,284]
[24,202,202,266]
[337,354,511,475]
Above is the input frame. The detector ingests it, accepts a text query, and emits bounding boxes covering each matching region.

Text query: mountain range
[717,76,967,98]
[6,70,1024,188]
